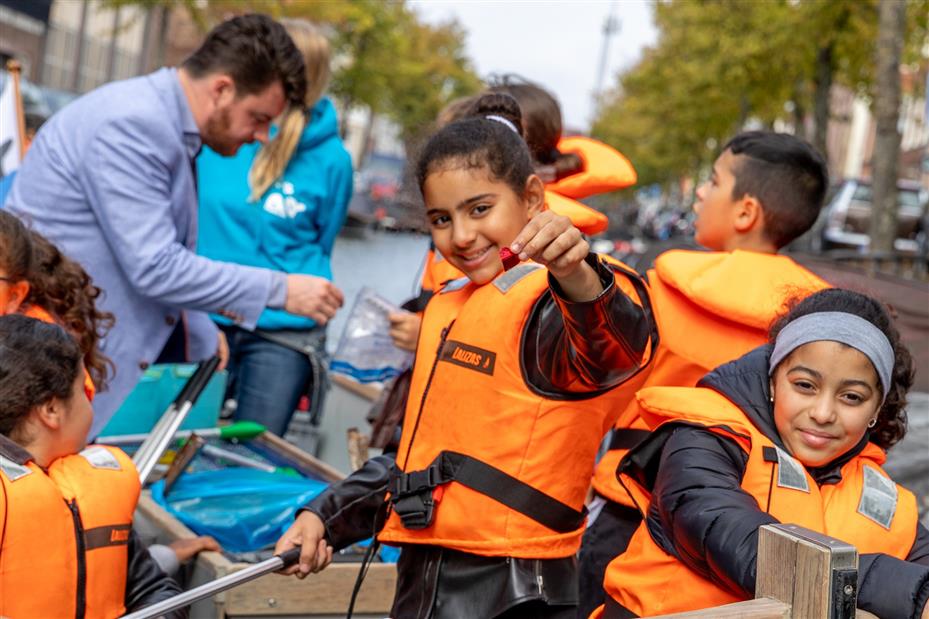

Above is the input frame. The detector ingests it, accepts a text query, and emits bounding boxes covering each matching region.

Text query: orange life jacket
[0,445,140,619]
[419,246,468,296]
[547,136,637,199]
[592,250,829,507]
[597,386,918,618]
[544,190,608,236]
[21,304,97,401]
[379,259,654,558]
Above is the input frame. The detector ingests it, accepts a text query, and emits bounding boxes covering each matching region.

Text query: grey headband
[768,311,894,405]
[485,114,519,134]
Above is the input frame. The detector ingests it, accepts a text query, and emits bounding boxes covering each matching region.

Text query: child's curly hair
[25,232,115,393]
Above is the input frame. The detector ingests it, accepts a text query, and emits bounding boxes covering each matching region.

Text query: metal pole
[120,548,301,619]
[133,357,220,484]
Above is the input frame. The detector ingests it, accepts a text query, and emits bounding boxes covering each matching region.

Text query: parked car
[816,178,928,254]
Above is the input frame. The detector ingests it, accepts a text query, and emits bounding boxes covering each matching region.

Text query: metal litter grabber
[120,547,301,619]
[133,356,221,484]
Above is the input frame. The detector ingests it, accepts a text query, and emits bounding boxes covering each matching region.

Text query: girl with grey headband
[598,288,928,619]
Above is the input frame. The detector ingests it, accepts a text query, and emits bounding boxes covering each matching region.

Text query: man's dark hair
[724,131,828,248]
[182,14,307,106]
[0,315,82,437]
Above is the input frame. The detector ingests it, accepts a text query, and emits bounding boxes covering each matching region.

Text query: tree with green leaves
[593,0,928,198]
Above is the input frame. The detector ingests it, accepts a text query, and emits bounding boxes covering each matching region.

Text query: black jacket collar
[0,433,34,465]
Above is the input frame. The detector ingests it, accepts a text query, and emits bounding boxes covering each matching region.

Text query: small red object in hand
[499,247,520,271]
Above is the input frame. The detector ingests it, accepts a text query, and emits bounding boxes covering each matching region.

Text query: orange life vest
[544,190,608,236]
[597,386,918,618]
[419,246,468,296]
[379,259,654,558]
[592,250,829,507]
[20,304,97,401]
[0,445,140,618]
[547,136,637,199]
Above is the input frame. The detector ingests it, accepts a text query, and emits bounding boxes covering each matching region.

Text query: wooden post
[756,524,858,619]
[640,524,877,619]
[4,59,27,159]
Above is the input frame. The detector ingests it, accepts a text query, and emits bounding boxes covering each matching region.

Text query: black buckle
[391,492,436,529]
[390,465,443,530]
[393,466,439,498]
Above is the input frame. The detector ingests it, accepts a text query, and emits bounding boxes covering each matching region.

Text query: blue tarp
[151,468,327,553]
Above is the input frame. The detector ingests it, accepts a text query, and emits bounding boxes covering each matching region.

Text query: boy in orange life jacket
[274,93,656,618]
[595,289,929,619]
[579,130,831,617]
[0,315,186,619]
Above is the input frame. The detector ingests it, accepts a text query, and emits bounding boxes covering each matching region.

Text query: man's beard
[203,106,241,156]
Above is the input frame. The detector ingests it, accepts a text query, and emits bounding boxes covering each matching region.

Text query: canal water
[322,229,929,524]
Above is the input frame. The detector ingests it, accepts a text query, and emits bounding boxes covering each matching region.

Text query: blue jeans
[219,324,326,437]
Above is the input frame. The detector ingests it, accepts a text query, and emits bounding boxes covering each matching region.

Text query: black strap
[390,451,586,534]
[401,289,434,313]
[608,428,651,451]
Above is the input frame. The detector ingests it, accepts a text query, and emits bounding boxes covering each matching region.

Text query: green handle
[217,421,267,441]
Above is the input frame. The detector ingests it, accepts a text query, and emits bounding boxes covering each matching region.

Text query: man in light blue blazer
[5,15,344,438]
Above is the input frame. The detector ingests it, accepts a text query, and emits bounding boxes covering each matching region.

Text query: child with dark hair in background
[579,131,832,616]
[275,93,657,618]
[596,288,929,619]
[0,315,186,618]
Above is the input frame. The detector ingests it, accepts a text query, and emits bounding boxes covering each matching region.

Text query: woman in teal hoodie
[197,19,352,436]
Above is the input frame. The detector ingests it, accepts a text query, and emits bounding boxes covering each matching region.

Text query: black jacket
[303,256,655,618]
[617,345,929,619]
[0,433,186,618]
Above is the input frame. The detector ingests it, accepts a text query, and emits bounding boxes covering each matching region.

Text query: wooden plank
[224,562,396,616]
[756,524,858,618]
[757,524,799,607]
[792,538,831,618]
[331,373,382,402]
[644,597,790,618]
[256,431,345,483]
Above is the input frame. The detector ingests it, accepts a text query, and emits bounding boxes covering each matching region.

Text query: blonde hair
[249,19,332,201]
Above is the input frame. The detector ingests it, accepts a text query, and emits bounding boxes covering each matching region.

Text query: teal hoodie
[197,97,353,331]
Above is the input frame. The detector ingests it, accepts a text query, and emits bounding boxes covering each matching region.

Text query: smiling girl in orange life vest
[275,93,656,618]
[0,315,185,619]
[389,78,637,352]
[594,289,929,619]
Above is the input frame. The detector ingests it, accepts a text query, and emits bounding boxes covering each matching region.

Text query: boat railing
[641,523,879,619]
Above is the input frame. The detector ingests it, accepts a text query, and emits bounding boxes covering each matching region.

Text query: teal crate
[100,363,227,436]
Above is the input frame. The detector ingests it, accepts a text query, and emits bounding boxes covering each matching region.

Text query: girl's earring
[867,417,877,429]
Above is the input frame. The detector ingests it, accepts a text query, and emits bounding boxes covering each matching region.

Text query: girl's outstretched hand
[509,210,603,302]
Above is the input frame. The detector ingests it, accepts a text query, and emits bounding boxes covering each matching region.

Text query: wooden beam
[757,524,858,618]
